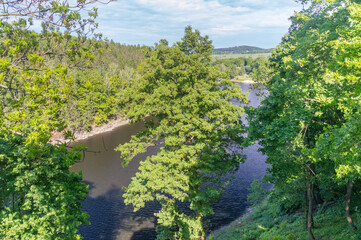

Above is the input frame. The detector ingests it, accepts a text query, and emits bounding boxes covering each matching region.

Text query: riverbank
[231,79,256,84]
[50,118,130,144]
[212,199,358,240]
[208,205,255,239]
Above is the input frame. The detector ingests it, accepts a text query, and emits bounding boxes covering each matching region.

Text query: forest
[212,57,270,81]
[1,0,361,239]
[225,1,361,239]
[212,46,272,55]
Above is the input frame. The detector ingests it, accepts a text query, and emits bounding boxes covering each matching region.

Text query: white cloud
[94,0,303,47]
[136,0,249,13]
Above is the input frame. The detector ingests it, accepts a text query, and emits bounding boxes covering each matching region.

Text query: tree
[247,0,361,238]
[249,57,272,84]
[313,1,361,230]
[0,131,89,239]
[116,26,247,239]
[0,0,109,238]
[316,115,361,230]
[58,42,144,131]
[0,0,107,140]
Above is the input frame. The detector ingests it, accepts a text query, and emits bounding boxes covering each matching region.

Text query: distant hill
[213,45,273,54]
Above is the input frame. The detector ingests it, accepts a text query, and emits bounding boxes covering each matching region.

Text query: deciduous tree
[248,0,361,238]
[0,0,109,238]
[117,26,247,239]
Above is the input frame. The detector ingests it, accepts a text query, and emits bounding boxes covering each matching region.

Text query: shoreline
[207,205,254,239]
[50,118,130,144]
[232,79,257,84]
[208,194,271,239]
[51,80,254,145]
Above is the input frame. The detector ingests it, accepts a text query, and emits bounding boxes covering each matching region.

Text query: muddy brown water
[71,83,269,240]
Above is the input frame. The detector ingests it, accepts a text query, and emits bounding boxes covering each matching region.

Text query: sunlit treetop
[0,0,113,36]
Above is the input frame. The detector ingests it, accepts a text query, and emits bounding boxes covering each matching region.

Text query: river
[71,82,269,240]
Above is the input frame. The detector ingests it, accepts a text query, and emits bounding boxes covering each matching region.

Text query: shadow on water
[130,229,157,240]
[78,144,270,239]
[71,120,161,239]
[79,181,160,240]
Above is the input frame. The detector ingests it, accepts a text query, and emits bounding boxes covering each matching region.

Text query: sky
[94,0,304,49]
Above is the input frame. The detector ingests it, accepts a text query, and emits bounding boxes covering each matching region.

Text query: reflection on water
[71,83,269,240]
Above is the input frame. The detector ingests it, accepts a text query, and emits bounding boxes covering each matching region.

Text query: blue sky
[94,0,303,49]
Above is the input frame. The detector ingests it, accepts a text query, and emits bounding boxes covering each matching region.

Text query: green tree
[313,1,361,230]
[59,42,144,131]
[0,132,88,239]
[247,179,266,207]
[249,57,272,83]
[116,26,247,239]
[0,0,107,238]
[247,0,361,238]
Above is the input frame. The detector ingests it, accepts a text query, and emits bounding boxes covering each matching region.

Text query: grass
[211,53,272,60]
[213,199,361,240]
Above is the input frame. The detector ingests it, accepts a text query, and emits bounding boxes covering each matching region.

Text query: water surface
[72,83,269,240]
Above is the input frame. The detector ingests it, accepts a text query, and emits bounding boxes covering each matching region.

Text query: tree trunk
[196,214,205,240]
[193,180,205,240]
[304,186,308,229]
[307,177,315,240]
[346,180,357,230]
[12,193,15,210]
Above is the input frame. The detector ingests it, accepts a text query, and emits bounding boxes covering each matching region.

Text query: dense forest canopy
[59,42,144,131]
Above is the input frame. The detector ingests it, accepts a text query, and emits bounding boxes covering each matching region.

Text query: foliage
[247,179,266,207]
[59,42,144,131]
[0,0,108,238]
[316,115,361,184]
[0,131,89,239]
[248,57,272,83]
[0,0,105,139]
[247,0,361,237]
[213,46,272,55]
[212,57,271,81]
[211,52,272,60]
[116,26,248,239]
[214,200,360,240]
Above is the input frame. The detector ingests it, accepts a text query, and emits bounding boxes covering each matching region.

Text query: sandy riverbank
[232,79,257,84]
[50,80,254,145]
[50,118,130,144]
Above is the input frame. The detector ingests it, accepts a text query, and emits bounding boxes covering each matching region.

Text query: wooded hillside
[213,45,272,54]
